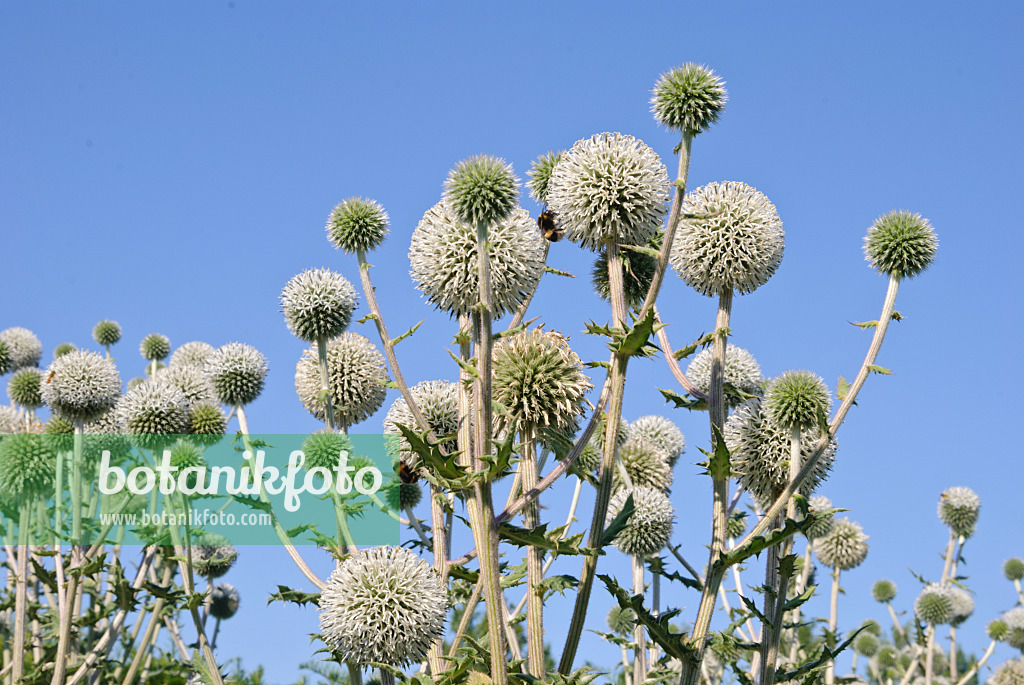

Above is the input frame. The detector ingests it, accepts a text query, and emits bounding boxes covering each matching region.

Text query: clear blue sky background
[2,2,1023,682]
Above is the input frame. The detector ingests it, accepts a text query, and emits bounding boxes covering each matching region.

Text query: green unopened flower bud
[0,434,56,499]
[915,583,955,625]
[988,619,1009,641]
[140,334,170,361]
[53,343,75,359]
[326,197,389,254]
[93,320,122,347]
[384,481,422,511]
[726,512,747,540]
[527,151,564,205]
[443,154,518,227]
[209,582,240,620]
[650,63,727,135]
[875,645,898,669]
[592,232,660,311]
[764,370,831,430]
[606,605,636,635]
[43,415,75,453]
[863,210,937,280]
[804,495,836,540]
[1005,558,1024,582]
[873,579,898,603]
[301,429,354,472]
[854,632,880,657]
[8,368,44,410]
[189,532,238,579]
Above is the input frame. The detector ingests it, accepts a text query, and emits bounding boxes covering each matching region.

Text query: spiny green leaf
[447,349,481,380]
[659,388,703,410]
[598,574,694,661]
[774,624,869,683]
[648,553,703,591]
[867,364,892,375]
[544,266,575,278]
[672,331,714,361]
[707,424,730,481]
[599,493,635,548]
[390,319,424,347]
[613,308,662,358]
[836,375,851,401]
[498,521,592,557]
[267,584,321,608]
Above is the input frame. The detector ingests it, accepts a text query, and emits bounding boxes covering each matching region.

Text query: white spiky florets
[294,333,388,427]
[804,494,836,540]
[814,517,869,571]
[605,486,675,557]
[154,365,215,408]
[117,379,190,438]
[280,268,359,343]
[629,415,685,466]
[169,341,216,369]
[409,201,546,319]
[42,350,122,423]
[383,380,461,465]
[685,344,764,406]
[546,132,670,252]
[0,405,26,433]
[613,438,673,493]
[990,660,1024,685]
[318,546,447,667]
[204,342,268,407]
[0,327,42,371]
[670,181,784,297]
[938,486,981,538]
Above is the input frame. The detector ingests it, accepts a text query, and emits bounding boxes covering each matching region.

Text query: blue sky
[2,2,1023,682]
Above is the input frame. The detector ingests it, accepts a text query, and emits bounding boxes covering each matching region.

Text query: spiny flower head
[1002,608,1024,650]
[43,415,74,453]
[914,583,956,625]
[0,405,25,433]
[685,343,764,407]
[725,397,836,510]
[0,341,11,375]
[670,181,785,297]
[854,632,880,657]
[613,438,673,493]
[605,486,675,557]
[547,132,669,251]
[384,480,422,511]
[92,320,122,347]
[804,494,836,540]
[140,333,171,362]
[527,150,565,205]
[327,197,390,254]
[989,619,1009,641]
[492,329,592,433]
[8,368,44,410]
[209,583,240,620]
[42,350,122,423]
[0,433,56,500]
[188,403,227,441]
[0,327,42,370]
[154,365,215,408]
[606,605,636,635]
[577,412,629,474]
[383,380,461,467]
[629,415,685,466]
[1005,558,1024,582]
[990,659,1024,685]
[169,341,216,369]
[938,486,980,538]
[863,210,938,280]
[204,342,268,407]
[726,511,748,540]
[948,585,975,626]
[814,517,869,571]
[410,201,546,319]
[53,343,75,359]
[281,268,359,342]
[443,154,519,227]
[189,533,238,579]
[301,428,355,472]
[117,379,190,445]
[651,64,727,135]
[873,579,898,603]
[764,370,831,430]
[294,334,387,427]
[318,546,447,667]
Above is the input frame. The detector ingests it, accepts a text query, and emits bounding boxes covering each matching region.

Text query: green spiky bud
[326,197,389,254]
[443,154,519,227]
[605,486,675,557]
[384,481,422,511]
[914,583,955,625]
[43,415,75,453]
[988,619,1009,641]
[280,268,358,342]
[875,645,898,669]
[938,486,980,538]
[0,434,57,499]
[577,411,630,474]
[863,210,937,280]
[613,438,673,492]
[764,370,831,430]
[726,512,747,540]
[0,341,11,375]
[301,429,354,472]
[1005,558,1024,582]
[606,605,636,635]
[527,151,564,205]
[53,343,75,359]
[873,579,898,603]
[854,632,880,657]
[139,333,170,361]
[189,532,238,579]
[92,320,122,347]
[804,495,836,540]
[650,63,727,135]
[8,368,44,410]
[592,232,660,311]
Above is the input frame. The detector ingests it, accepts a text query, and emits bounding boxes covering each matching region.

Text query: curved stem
[653,307,706,399]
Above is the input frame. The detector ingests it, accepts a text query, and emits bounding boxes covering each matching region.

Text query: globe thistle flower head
[43,415,75,453]
[915,583,955,625]
[577,412,629,474]
[0,433,57,499]
[764,370,831,430]
[41,351,122,423]
[1005,558,1024,582]
[8,368,44,410]
[140,333,171,362]
[606,605,636,636]
[685,343,765,407]
[725,397,836,510]
[629,415,685,467]
[0,327,42,370]
[854,632,880,657]
[546,132,670,251]
[726,511,747,540]
[814,517,868,571]
[875,645,899,670]
[988,619,1010,642]
[302,429,355,471]
[117,379,190,447]
[443,154,519,227]
[651,64,727,135]
[154,365,215,408]
[205,342,268,407]
[0,405,26,433]
[492,328,592,434]
[92,320,122,347]
[169,341,216,369]
[948,585,975,626]
[209,583,240,620]
[863,210,938,280]
[613,438,673,492]
[281,268,359,342]
[592,234,659,311]
[53,343,75,359]
[1002,608,1024,650]
[169,437,206,471]
[189,533,238,579]
[327,197,389,254]
[294,334,387,427]
[383,380,460,466]
[83,410,132,464]
[0,341,11,375]
[318,546,447,667]
[670,181,785,297]
[126,377,145,391]
[527,150,564,205]
[409,201,546,319]
[990,659,1024,685]
[804,494,836,540]
[872,579,898,603]
[384,481,422,511]
[605,486,675,557]
[938,486,980,538]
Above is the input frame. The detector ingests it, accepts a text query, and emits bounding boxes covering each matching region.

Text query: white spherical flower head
[1004,608,1024,650]
[814,517,869,571]
[948,585,975,626]
[169,341,216,369]
[670,181,785,297]
[686,344,764,407]
[294,333,388,427]
[547,132,670,251]
[0,327,42,371]
[204,342,268,407]
[154,365,215,408]
[443,154,519,227]
[938,486,980,538]
[629,415,685,466]
[409,201,546,319]
[914,583,956,625]
[42,351,122,423]
[804,494,836,540]
[281,268,359,342]
[0,405,27,433]
[327,197,390,254]
[613,438,673,493]
[383,380,460,466]
[117,379,190,439]
[605,486,675,558]
[990,659,1024,685]
[319,546,447,667]
[725,397,836,510]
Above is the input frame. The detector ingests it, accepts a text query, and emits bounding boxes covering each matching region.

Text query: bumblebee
[537,209,565,242]
[398,460,420,484]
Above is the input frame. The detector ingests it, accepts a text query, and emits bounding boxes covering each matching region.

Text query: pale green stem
[953,639,996,685]
[826,566,841,685]
[448,579,484,660]
[924,624,936,685]
[1015,579,1024,606]
[787,541,815,663]
[380,669,396,685]
[887,602,907,643]
[633,555,649,684]
[316,338,337,431]
[120,563,175,685]
[507,241,550,332]
[520,425,545,679]
[347,664,363,685]
[12,503,29,683]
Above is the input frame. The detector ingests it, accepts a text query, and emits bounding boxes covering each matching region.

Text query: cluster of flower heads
[913,582,974,626]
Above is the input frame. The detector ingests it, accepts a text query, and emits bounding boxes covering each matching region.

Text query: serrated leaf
[267,584,322,608]
[544,266,575,278]
[498,522,592,557]
[672,331,714,361]
[613,308,661,358]
[836,375,850,401]
[866,365,892,375]
[599,494,635,548]
[598,574,694,661]
[447,349,480,380]
[659,388,704,411]
[356,312,378,325]
[648,554,702,591]
[539,574,580,596]
[850,319,878,329]
[390,319,424,347]
[723,513,825,568]
[707,424,730,481]
[741,595,772,628]
[774,624,869,683]
[584,320,617,338]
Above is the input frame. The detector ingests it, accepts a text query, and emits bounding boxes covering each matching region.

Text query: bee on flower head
[537,207,565,243]
[398,460,420,484]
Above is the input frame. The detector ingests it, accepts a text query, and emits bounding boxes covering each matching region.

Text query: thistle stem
[12,504,29,683]
[120,563,175,685]
[316,337,337,431]
[632,555,649,684]
[825,566,841,685]
[520,425,546,679]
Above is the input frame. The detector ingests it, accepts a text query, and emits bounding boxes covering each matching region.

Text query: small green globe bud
[650,63,727,135]
[140,334,170,361]
[8,368,44,410]
[280,268,358,342]
[42,351,122,423]
[93,320,122,347]
[873,579,898,603]
[0,433,57,499]
[990,659,1024,685]
[938,486,980,538]
[988,619,1009,641]
[209,582,240,620]
[0,341,11,375]
[301,429,354,471]
[863,210,937,280]
[384,481,422,511]
[168,437,206,471]
[613,438,673,492]
[629,415,685,467]
[443,154,519,227]
[605,486,675,557]
[53,343,75,359]
[527,151,564,205]
[914,583,955,625]
[726,511,747,540]
[326,197,390,254]
[862,619,883,635]
[764,370,831,430]
[875,645,898,669]
[205,342,268,407]
[606,605,636,635]
[0,328,42,371]
[1005,558,1024,582]
[592,232,660,311]
[814,518,869,571]
[189,533,238,579]
[804,495,836,540]
[854,632,880,657]
[43,415,75,453]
